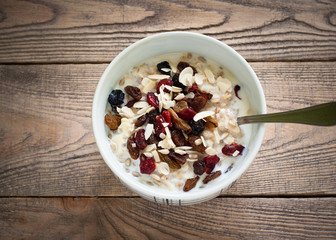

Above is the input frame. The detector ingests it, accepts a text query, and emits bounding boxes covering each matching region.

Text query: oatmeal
[105,53,251,192]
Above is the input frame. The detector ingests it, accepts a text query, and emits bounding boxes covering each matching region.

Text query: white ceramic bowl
[92,32,266,205]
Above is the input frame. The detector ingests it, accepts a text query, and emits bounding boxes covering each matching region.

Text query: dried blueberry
[172,73,187,92]
[108,89,125,106]
[157,61,171,75]
[189,119,205,135]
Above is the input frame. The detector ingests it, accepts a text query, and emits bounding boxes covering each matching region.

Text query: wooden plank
[0,0,336,63]
[0,63,335,196]
[0,197,335,239]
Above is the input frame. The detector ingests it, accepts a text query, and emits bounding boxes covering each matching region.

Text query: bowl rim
[92,31,266,202]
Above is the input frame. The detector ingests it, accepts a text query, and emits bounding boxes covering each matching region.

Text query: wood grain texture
[0,62,335,197]
[0,197,335,239]
[0,0,335,63]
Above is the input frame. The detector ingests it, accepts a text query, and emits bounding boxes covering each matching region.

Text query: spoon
[237,102,336,126]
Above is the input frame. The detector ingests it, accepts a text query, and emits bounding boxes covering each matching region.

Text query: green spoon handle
[237,102,336,126]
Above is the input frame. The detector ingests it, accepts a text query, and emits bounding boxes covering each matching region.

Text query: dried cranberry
[154,115,166,136]
[178,107,196,121]
[139,154,156,174]
[222,143,245,156]
[135,129,147,150]
[188,83,198,92]
[172,73,186,91]
[189,119,205,135]
[156,79,173,93]
[157,61,171,75]
[162,110,172,127]
[203,155,220,174]
[125,99,137,108]
[193,160,206,175]
[234,85,242,100]
[147,109,159,124]
[147,92,159,108]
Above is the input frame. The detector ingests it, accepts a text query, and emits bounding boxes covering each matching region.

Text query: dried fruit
[108,89,125,106]
[157,61,171,75]
[161,110,172,127]
[183,176,200,192]
[139,154,156,174]
[168,150,187,165]
[105,113,121,130]
[188,135,206,153]
[189,95,207,112]
[193,160,206,175]
[173,100,188,113]
[203,155,220,174]
[222,143,245,156]
[171,129,187,146]
[156,79,173,93]
[178,107,197,121]
[158,152,181,170]
[172,73,186,91]
[189,119,205,135]
[147,109,159,124]
[203,170,221,184]
[154,115,166,136]
[125,99,137,108]
[177,61,197,74]
[127,133,139,159]
[135,129,147,150]
[147,92,159,108]
[168,108,192,133]
[125,85,142,101]
[234,85,241,100]
[204,116,218,128]
[188,83,198,92]
[135,114,148,127]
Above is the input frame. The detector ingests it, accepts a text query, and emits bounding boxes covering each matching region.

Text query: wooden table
[1,0,336,239]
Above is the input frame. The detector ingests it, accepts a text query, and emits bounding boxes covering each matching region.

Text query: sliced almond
[148,74,170,80]
[179,67,193,86]
[174,93,185,100]
[195,138,202,146]
[158,149,170,154]
[201,136,207,147]
[133,101,149,108]
[193,111,215,121]
[171,86,183,92]
[204,68,215,84]
[145,124,154,140]
[144,152,153,158]
[194,73,205,85]
[144,144,156,152]
[152,150,160,163]
[217,76,232,92]
[159,133,166,139]
[157,162,170,175]
[175,149,187,155]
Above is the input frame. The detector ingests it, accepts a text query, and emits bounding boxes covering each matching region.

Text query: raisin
[183,176,200,192]
[158,152,181,170]
[178,107,197,121]
[125,99,137,108]
[188,135,206,153]
[139,154,156,174]
[203,170,222,184]
[105,113,121,130]
[156,79,173,93]
[203,155,220,174]
[168,150,187,165]
[147,109,159,124]
[135,129,147,150]
[124,85,142,101]
[135,114,148,127]
[168,108,192,133]
[222,143,245,156]
[234,85,241,100]
[177,61,197,74]
[157,61,171,75]
[173,100,188,113]
[146,134,159,145]
[204,116,218,128]
[188,83,198,92]
[189,119,205,135]
[127,133,139,159]
[193,160,206,175]
[171,129,187,146]
[189,95,207,112]
[172,73,187,92]
[108,89,125,106]
[147,92,159,108]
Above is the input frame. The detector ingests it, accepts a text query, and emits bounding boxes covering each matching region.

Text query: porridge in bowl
[105,53,251,192]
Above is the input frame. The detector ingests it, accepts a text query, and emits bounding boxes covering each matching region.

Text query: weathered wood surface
[1,62,335,196]
[0,0,336,63]
[0,197,335,239]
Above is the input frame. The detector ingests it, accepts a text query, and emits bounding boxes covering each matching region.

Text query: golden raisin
[105,113,121,130]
